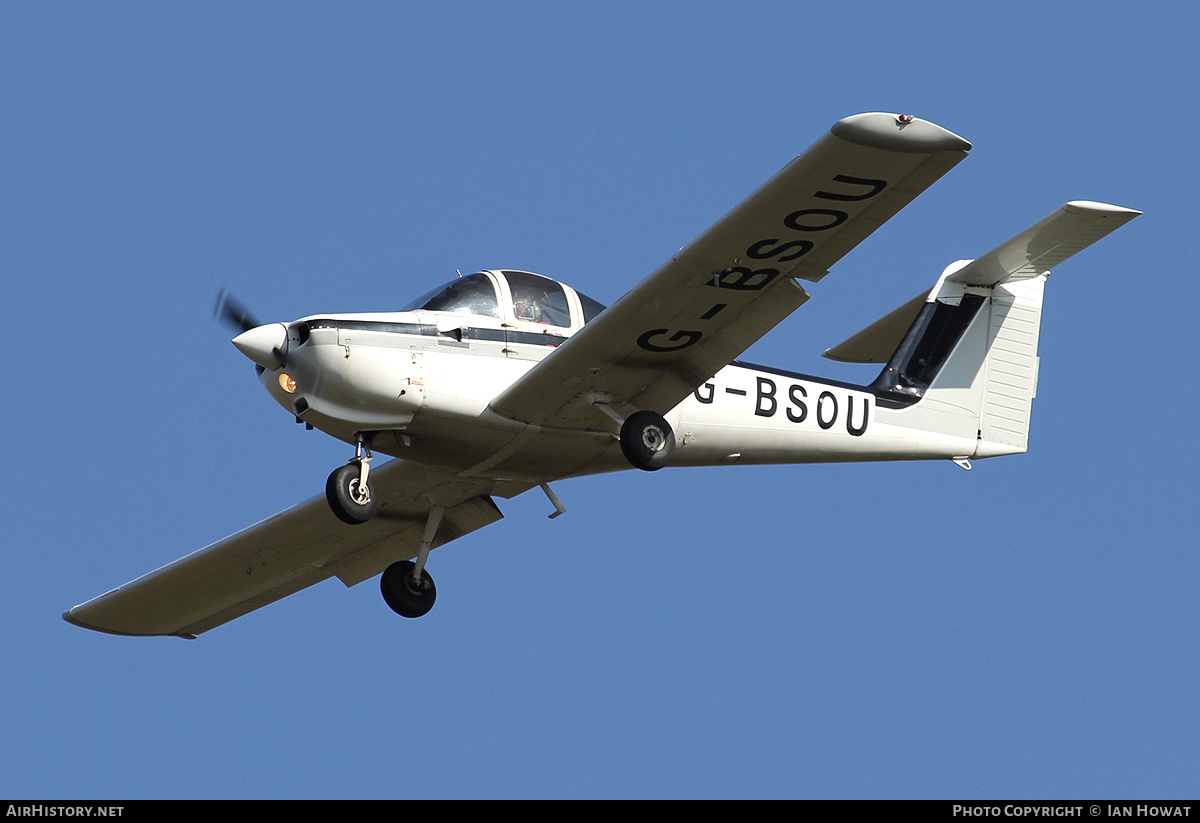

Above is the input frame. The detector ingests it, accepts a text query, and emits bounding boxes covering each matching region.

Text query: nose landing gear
[326,435,379,525]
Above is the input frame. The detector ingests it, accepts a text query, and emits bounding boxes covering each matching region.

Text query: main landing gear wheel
[619,410,676,471]
[380,560,437,618]
[326,463,379,525]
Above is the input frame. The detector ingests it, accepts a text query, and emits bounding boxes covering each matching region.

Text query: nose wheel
[326,462,379,524]
[326,435,380,524]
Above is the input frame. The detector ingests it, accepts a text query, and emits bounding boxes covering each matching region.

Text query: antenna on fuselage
[456,269,463,278]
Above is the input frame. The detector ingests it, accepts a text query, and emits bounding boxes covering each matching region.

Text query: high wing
[63,461,533,638]
[488,113,970,431]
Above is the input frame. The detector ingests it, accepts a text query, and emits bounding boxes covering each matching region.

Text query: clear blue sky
[5,2,1196,799]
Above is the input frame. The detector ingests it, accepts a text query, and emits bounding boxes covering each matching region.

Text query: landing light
[279,373,297,394]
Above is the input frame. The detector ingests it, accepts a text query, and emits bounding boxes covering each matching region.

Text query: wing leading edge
[489,113,971,431]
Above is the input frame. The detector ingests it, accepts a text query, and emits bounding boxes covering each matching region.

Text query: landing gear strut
[380,503,445,619]
[619,410,675,471]
[326,435,379,524]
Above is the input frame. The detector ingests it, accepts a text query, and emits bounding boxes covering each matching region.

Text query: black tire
[325,463,380,525]
[619,410,675,471]
[380,560,437,618]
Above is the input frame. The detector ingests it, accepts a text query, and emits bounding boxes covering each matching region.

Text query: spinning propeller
[214,288,261,335]
[215,289,289,371]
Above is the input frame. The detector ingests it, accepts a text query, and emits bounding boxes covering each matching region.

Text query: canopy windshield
[500,270,607,326]
[404,270,607,325]
[502,270,571,327]
[402,272,500,317]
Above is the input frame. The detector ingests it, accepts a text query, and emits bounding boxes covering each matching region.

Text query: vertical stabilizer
[867,269,1048,458]
[828,201,1139,459]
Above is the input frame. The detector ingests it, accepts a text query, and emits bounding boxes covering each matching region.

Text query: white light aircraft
[64,113,1139,638]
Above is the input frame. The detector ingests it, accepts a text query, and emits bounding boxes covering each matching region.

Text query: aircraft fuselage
[253,302,983,484]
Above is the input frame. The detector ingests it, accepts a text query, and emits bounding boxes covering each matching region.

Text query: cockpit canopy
[403,270,606,329]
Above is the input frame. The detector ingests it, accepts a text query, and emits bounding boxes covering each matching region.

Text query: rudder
[975,275,1044,455]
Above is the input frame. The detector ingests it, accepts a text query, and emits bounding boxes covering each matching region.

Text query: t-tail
[825,201,1141,460]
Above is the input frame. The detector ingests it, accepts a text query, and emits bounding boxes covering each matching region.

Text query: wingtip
[832,112,972,153]
[1064,200,1143,218]
[62,606,112,635]
[62,604,188,638]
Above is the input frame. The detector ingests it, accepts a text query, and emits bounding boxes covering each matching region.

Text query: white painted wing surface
[489,113,971,430]
[64,460,531,637]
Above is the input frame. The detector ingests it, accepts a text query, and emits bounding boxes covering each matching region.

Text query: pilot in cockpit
[514,292,547,323]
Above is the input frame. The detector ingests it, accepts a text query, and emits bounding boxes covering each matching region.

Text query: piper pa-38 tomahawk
[64,113,1139,638]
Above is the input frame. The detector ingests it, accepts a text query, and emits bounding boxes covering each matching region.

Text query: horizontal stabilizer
[947,201,1141,287]
[824,201,1140,363]
[823,290,926,363]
